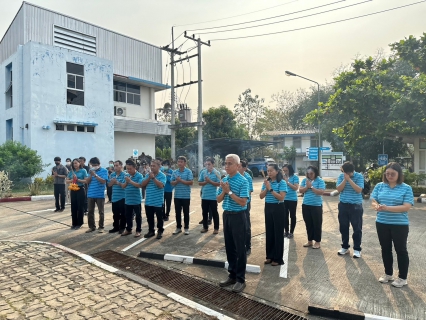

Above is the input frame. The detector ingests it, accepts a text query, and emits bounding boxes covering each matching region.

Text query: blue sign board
[320,147,331,151]
[309,147,318,160]
[378,154,388,166]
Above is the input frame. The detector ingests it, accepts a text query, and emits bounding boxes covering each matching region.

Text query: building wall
[113,86,153,120]
[0,6,25,63]
[114,132,155,162]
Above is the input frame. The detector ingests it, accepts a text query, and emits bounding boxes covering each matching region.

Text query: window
[76,126,85,132]
[6,119,13,141]
[86,126,95,132]
[310,136,318,147]
[67,125,75,131]
[293,137,301,149]
[67,62,84,106]
[420,138,426,149]
[56,124,64,131]
[5,63,12,109]
[56,124,95,133]
[113,81,140,105]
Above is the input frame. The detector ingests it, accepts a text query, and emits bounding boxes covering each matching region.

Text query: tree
[282,146,297,165]
[0,141,47,181]
[155,119,197,155]
[391,33,426,73]
[202,105,248,140]
[234,89,267,139]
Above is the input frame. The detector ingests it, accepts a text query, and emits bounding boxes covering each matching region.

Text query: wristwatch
[228,191,233,195]
[269,189,273,193]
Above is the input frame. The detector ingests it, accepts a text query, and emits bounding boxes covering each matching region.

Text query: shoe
[219,277,236,287]
[184,229,189,235]
[121,230,132,236]
[74,225,82,230]
[156,232,163,239]
[379,274,394,283]
[312,243,321,249]
[264,259,272,264]
[284,231,289,238]
[54,209,60,212]
[287,233,294,239]
[303,242,313,247]
[246,248,251,255]
[271,262,280,266]
[232,282,246,293]
[353,250,361,258]
[59,209,65,212]
[70,226,75,230]
[134,232,141,238]
[200,229,208,233]
[144,231,155,238]
[163,216,169,221]
[173,228,182,235]
[208,219,212,225]
[109,228,119,233]
[213,229,219,234]
[391,278,407,288]
[118,229,125,234]
[84,212,88,216]
[338,248,350,255]
[97,228,104,233]
[199,220,203,224]
[85,228,96,233]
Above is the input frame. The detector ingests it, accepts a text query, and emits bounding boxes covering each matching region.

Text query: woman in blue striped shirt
[282,164,299,239]
[371,162,414,288]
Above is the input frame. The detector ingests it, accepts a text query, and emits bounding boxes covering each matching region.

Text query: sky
[1,0,425,119]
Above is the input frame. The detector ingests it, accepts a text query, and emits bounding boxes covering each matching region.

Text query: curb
[0,196,31,203]
[140,251,262,274]
[308,304,401,320]
[1,240,233,320]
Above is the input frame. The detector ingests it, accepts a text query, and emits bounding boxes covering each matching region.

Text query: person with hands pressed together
[371,162,414,288]
[161,160,174,221]
[217,154,249,293]
[107,160,127,234]
[52,156,69,212]
[66,158,88,229]
[260,164,287,266]
[299,166,325,249]
[141,160,167,239]
[282,164,299,239]
[238,160,254,255]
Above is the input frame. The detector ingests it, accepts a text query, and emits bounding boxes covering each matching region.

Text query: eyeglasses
[385,172,397,177]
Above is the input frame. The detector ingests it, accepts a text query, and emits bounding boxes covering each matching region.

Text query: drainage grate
[93,250,306,320]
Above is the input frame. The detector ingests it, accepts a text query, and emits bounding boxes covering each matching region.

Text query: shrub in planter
[0,171,13,198]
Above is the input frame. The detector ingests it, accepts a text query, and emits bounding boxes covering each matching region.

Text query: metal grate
[93,250,306,320]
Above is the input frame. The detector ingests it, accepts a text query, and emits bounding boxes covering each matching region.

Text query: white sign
[132,149,139,157]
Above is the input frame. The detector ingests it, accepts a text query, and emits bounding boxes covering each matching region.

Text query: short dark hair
[114,160,123,166]
[89,157,100,165]
[66,158,72,162]
[341,161,355,173]
[282,164,295,176]
[306,165,319,179]
[156,157,163,162]
[54,156,61,161]
[240,160,247,168]
[72,158,82,169]
[162,160,170,166]
[383,162,404,184]
[177,156,187,163]
[125,159,136,167]
[79,156,86,161]
[205,157,215,164]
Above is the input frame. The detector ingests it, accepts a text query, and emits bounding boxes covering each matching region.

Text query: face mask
[66,162,71,165]
[91,166,99,171]
[109,164,114,168]
[163,166,169,170]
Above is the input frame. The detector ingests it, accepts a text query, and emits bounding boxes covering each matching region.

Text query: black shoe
[219,277,236,287]
[208,219,212,225]
[232,282,246,293]
[109,228,119,233]
[198,220,203,224]
[118,229,125,234]
[163,216,169,221]
[156,232,163,239]
[74,225,82,230]
[60,208,65,212]
[70,226,75,230]
[144,231,155,238]
[54,209,60,212]
[246,248,251,255]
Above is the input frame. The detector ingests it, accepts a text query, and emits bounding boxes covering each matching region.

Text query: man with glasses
[336,161,364,258]
[217,154,249,293]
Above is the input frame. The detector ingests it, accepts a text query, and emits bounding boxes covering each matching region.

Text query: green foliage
[213,154,223,172]
[368,166,426,187]
[391,33,426,74]
[282,146,297,164]
[234,89,267,139]
[28,178,44,196]
[368,166,386,185]
[412,186,426,195]
[0,171,13,198]
[44,174,54,185]
[325,181,336,189]
[203,105,249,140]
[297,167,306,176]
[156,147,171,161]
[0,141,48,182]
[155,119,197,155]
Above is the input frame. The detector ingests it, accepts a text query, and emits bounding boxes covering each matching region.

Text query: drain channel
[93,250,306,320]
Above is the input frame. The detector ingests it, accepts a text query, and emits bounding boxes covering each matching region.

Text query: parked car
[247,157,276,177]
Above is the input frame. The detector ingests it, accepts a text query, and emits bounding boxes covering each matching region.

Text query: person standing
[282,164,299,239]
[52,157,69,212]
[372,162,414,288]
[171,156,193,235]
[299,166,325,249]
[85,157,108,233]
[259,164,287,266]
[217,154,249,293]
[106,160,114,204]
[141,160,167,239]
[161,160,174,221]
[108,160,127,234]
[139,161,151,200]
[336,161,364,258]
[120,159,143,237]
[79,156,90,214]
[65,158,72,205]
[66,159,88,229]
[198,157,221,234]
[238,160,253,255]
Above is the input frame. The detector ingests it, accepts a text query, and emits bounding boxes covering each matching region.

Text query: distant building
[0,2,170,177]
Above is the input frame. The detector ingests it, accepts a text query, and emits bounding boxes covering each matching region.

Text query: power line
[197,0,372,35]
[186,0,346,32]
[210,1,426,41]
[174,0,298,27]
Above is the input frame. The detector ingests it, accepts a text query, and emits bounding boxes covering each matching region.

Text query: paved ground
[1,178,425,319]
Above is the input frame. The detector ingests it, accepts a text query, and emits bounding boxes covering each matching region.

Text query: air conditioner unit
[114,106,126,117]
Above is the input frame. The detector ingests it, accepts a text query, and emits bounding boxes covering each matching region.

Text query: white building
[0,2,170,177]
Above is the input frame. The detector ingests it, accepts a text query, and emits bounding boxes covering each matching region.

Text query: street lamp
[285,70,322,176]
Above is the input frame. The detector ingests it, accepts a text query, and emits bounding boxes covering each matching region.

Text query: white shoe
[391,278,407,288]
[184,228,189,235]
[353,250,361,258]
[379,274,394,283]
[172,228,182,235]
[338,248,349,255]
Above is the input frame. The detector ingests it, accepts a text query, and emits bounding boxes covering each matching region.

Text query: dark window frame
[113,81,141,105]
[66,62,85,106]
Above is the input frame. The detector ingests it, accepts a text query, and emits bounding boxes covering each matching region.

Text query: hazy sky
[1,0,425,119]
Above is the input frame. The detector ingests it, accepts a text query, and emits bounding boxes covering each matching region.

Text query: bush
[44,174,54,185]
[412,186,426,195]
[0,171,13,198]
[325,181,336,189]
[368,166,386,185]
[368,165,426,187]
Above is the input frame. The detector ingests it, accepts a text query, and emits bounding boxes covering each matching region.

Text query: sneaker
[287,233,294,239]
[85,228,96,233]
[144,231,155,238]
[379,274,394,283]
[338,248,350,255]
[184,229,189,235]
[353,250,361,258]
[200,229,208,233]
[97,228,104,233]
[391,278,407,288]
[173,228,182,235]
[134,232,141,238]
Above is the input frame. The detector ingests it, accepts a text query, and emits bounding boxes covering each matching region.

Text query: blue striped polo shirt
[199,168,221,201]
[301,177,326,206]
[124,172,143,205]
[171,168,193,199]
[372,182,414,225]
[87,167,108,198]
[161,168,174,193]
[110,171,126,202]
[144,171,166,207]
[243,171,254,203]
[337,172,364,204]
[285,175,299,201]
[67,169,88,187]
[217,172,249,211]
[261,180,288,203]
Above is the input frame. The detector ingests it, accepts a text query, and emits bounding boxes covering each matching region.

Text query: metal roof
[263,129,318,137]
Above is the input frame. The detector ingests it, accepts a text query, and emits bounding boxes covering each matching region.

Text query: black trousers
[174,198,190,229]
[162,192,173,218]
[284,200,298,234]
[302,204,323,242]
[125,204,142,232]
[245,202,251,250]
[54,184,66,210]
[265,203,285,264]
[201,199,219,230]
[83,184,88,212]
[70,188,85,227]
[107,185,112,202]
[376,222,409,280]
[223,211,247,283]
[145,205,164,233]
[338,202,363,251]
[112,198,126,230]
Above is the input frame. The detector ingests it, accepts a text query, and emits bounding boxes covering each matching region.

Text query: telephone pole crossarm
[173,54,198,65]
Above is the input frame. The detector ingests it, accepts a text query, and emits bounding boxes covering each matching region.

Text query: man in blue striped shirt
[217,154,249,293]
[239,160,253,255]
[107,160,126,234]
[336,161,364,258]
[141,160,167,239]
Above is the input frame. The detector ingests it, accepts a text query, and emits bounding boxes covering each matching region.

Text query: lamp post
[285,70,322,176]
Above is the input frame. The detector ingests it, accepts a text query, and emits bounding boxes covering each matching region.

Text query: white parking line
[279,237,290,278]
[27,208,55,214]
